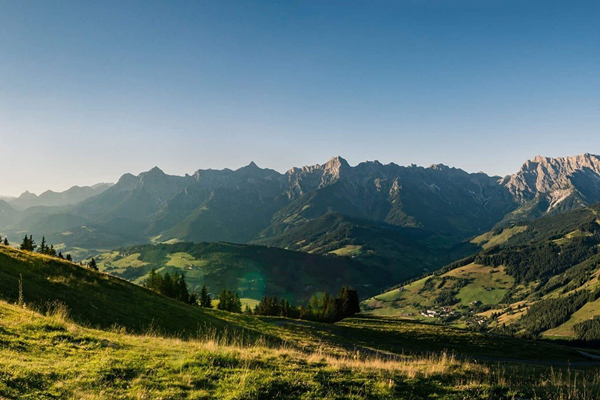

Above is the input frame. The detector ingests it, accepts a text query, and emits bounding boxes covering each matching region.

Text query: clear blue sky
[1,0,599,196]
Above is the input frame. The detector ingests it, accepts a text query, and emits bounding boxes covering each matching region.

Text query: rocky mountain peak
[503,153,600,206]
[324,156,349,170]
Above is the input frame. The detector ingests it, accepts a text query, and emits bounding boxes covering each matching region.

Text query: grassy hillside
[2,242,600,398]
[0,244,253,336]
[4,300,600,399]
[93,241,392,303]
[364,204,600,340]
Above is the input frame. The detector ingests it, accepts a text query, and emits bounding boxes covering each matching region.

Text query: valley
[3,154,600,399]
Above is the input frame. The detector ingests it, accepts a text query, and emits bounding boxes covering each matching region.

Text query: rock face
[500,153,600,221]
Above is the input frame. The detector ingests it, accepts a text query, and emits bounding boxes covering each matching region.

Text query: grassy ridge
[0,245,248,336]
[2,300,600,399]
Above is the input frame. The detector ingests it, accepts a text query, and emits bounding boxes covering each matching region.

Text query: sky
[0,0,599,196]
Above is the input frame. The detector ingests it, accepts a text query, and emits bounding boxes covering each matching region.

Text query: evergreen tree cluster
[217,289,242,313]
[476,237,599,283]
[19,235,36,252]
[145,269,198,305]
[38,237,57,257]
[18,234,73,262]
[519,289,600,335]
[574,316,600,341]
[254,296,295,318]
[253,286,360,323]
[0,235,8,246]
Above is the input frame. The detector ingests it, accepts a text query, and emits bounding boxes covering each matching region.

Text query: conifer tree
[232,291,242,313]
[199,284,212,308]
[58,252,64,259]
[89,257,98,271]
[65,254,72,262]
[39,237,47,254]
[3,238,8,246]
[217,289,229,311]
[20,235,33,251]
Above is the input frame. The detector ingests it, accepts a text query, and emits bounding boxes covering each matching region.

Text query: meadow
[2,300,600,400]
[2,244,600,399]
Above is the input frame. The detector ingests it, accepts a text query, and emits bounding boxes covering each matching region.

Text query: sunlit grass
[1,300,599,399]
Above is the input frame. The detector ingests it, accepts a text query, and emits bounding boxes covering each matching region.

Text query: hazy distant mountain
[0,200,17,227]
[4,153,600,283]
[8,183,113,210]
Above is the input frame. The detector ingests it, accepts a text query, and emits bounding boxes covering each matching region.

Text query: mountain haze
[3,153,600,287]
[8,183,113,210]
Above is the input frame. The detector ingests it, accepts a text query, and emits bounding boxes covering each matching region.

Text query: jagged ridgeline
[365,204,600,340]
[3,153,600,297]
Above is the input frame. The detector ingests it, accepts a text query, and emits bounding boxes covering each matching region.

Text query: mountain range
[2,153,600,286]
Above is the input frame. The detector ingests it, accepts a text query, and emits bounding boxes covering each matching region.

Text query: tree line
[253,286,360,323]
[16,234,77,263]
[144,270,360,323]
[518,289,600,335]
[145,269,198,305]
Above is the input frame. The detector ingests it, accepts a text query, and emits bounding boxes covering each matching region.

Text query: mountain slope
[253,213,475,283]
[0,200,18,227]
[500,153,600,224]
[0,244,244,335]
[365,204,600,340]
[94,241,391,302]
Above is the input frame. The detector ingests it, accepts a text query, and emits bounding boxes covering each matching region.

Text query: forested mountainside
[366,204,600,341]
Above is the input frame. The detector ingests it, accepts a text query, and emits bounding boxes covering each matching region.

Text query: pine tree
[3,238,8,246]
[65,254,72,262]
[58,252,64,259]
[89,258,98,271]
[217,289,229,311]
[199,284,212,308]
[39,237,47,254]
[232,291,242,313]
[175,273,190,303]
[337,286,360,319]
[20,235,34,251]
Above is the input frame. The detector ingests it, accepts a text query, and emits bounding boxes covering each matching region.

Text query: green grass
[3,301,600,400]
[0,245,256,337]
[365,264,515,320]
[448,265,514,305]
[3,245,600,399]
[470,226,528,249]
